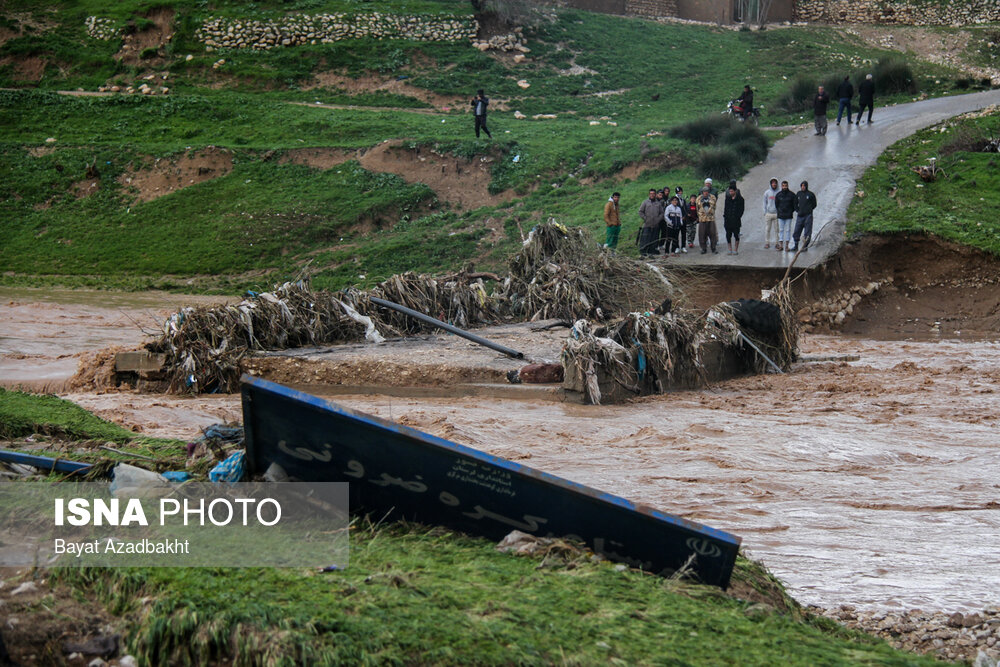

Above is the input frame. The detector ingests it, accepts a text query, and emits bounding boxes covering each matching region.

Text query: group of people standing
[812,74,876,136]
[603,177,818,255]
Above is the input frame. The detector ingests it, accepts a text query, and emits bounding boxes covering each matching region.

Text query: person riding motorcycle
[736,85,754,120]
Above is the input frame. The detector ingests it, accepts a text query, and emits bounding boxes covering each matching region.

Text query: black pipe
[369,297,524,360]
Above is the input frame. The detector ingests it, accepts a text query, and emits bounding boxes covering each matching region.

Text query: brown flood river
[1,288,998,613]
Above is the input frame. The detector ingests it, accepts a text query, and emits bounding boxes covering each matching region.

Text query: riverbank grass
[848,108,1000,254]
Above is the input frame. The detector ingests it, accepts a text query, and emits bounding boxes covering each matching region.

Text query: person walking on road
[723,184,744,255]
[603,192,621,249]
[791,181,818,252]
[774,180,796,252]
[856,73,875,124]
[471,89,492,139]
[835,75,854,125]
[813,86,831,136]
[638,189,661,257]
[697,186,719,255]
[762,178,779,249]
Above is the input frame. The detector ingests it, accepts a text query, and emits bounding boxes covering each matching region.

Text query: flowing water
[1,288,998,613]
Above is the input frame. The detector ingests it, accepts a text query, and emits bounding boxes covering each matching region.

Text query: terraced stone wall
[794,0,1000,25]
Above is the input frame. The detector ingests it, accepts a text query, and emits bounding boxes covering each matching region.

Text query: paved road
[684,88,1000,269]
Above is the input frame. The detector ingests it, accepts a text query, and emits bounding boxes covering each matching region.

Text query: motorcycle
[725,99,761,126]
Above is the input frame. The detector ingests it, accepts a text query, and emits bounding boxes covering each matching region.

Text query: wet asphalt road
[680,88,1000,269]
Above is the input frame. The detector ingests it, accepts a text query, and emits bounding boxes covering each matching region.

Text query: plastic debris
[209,450,246,483]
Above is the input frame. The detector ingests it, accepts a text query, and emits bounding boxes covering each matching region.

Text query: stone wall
[85,13,478,49]
[794,0,1000,25]
[625,0,680,16]
[196,13,478,51]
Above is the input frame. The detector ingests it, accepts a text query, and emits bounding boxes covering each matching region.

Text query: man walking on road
[813,86,831,136]
[791,181,817,252]
[774,180,796,252]
[856,73,875,124]
[603,192,621,249]
[762,178,779,249]
[835,75,854,125]
[697,186,719,255]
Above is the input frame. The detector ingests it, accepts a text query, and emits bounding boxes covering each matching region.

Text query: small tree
[734,0,775,26]
[470,0,537,26]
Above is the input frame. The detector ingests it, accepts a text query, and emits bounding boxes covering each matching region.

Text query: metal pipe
[369,297,524,360]
[736,330,784,374]
[0,449,94,475]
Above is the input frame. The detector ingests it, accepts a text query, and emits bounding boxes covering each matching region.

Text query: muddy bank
[693,234,1000,339]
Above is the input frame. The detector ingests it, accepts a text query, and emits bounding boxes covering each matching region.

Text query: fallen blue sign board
[241,376,741,588]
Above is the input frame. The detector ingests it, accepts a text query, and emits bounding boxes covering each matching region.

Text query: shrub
[696,147,741,181]
[720,122,767,152]
[668,115,732,146]
[725,137,768,164]
[940,125,997,155]
[873,57,915,94]
[773,76,816,113]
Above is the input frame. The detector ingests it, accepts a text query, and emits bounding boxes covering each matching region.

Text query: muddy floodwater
[2,289,998,613]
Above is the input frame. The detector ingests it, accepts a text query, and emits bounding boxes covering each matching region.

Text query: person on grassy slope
[762,178,779,249]
[604,192,621,249]
[856,73,875,124]
[774,180,796,252]
[471,89,492,139]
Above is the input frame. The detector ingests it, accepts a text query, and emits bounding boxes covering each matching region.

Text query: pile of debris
[504,221,678,322]
[562,281,799,405]
[147,221,684,394]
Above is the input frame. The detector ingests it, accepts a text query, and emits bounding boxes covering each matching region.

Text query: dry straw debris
[148,221,685,394]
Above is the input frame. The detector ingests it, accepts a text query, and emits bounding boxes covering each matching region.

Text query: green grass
[0,4,993,292]
[55,521,949,666]
[0,387,140,441]
[0,389,193,470]
[848,109,1000,254]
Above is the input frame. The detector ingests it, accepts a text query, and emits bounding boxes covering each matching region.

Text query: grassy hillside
[0,2,988,292]
[848,107,1000,254]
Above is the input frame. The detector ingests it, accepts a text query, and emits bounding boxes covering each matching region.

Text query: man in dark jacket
[723,184,745,255]
[835,76,854,125]
[791,181,818,252]
[774,180,796,252]
[813,86,831,136]
[638,189,661,257]
[856,74,875,124]
[471,89,492,139]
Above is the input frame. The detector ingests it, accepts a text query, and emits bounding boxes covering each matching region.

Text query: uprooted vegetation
[143,222,798,400]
